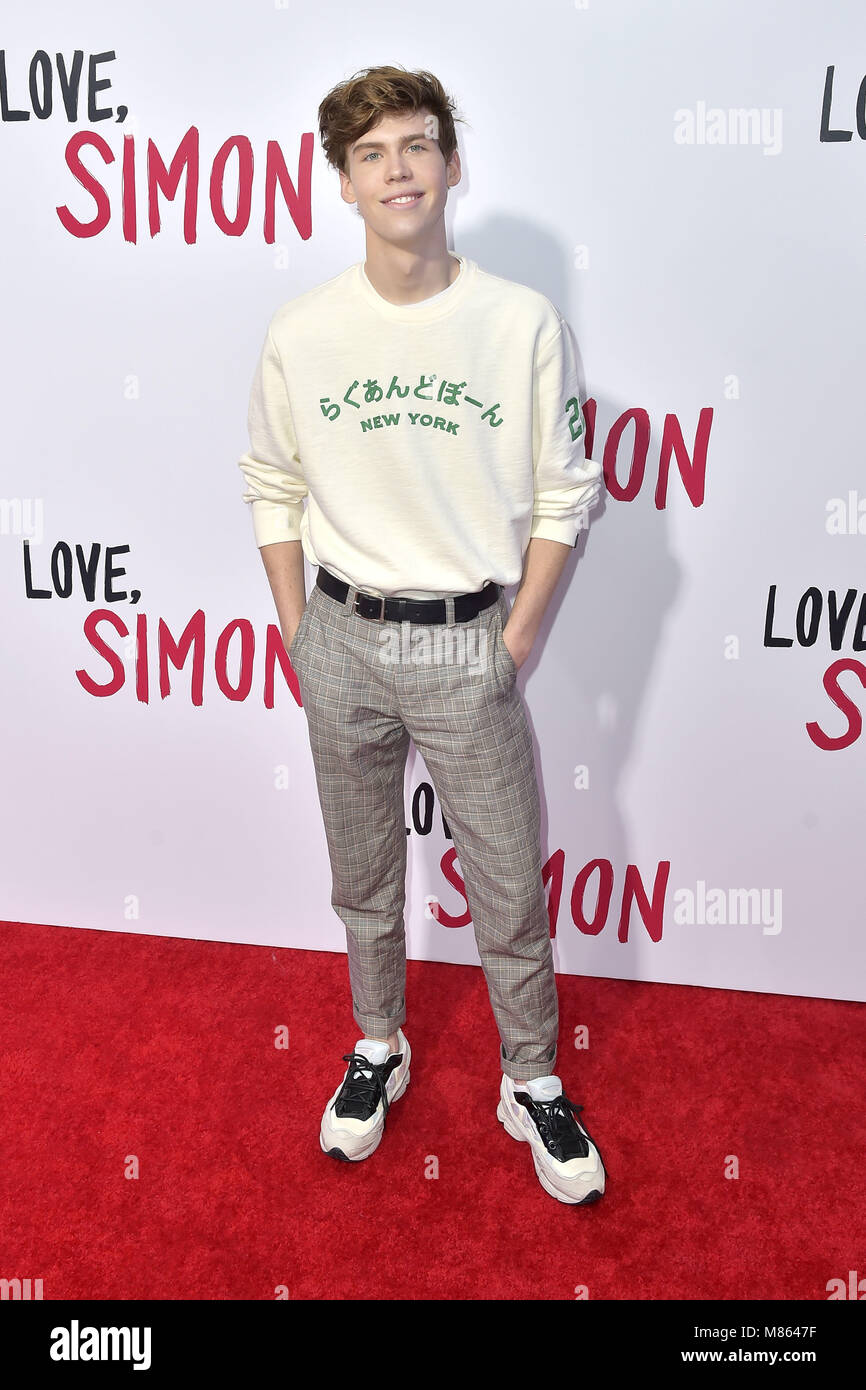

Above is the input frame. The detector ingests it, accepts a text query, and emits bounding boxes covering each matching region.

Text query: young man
[237,66,607,1205]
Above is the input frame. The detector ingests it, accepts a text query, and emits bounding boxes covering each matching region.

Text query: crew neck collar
[355,254,474,322]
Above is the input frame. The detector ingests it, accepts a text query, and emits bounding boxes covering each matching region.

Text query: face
[339,107,461,249]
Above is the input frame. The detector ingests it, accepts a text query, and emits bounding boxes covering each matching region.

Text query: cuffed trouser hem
[499,1041,558,1082]
[352,1008,407,1040]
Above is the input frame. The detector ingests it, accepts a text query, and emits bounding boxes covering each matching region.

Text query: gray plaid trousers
[288,574,559,1081]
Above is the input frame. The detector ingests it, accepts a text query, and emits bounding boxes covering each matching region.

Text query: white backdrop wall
[2,1,865,1002]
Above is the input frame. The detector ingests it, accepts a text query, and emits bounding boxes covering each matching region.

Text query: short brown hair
[318,64,465,176]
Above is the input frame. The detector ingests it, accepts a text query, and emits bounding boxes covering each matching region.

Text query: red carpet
[1,919,863,1301]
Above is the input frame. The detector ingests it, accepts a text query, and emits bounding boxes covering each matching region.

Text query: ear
[338,167,357,205]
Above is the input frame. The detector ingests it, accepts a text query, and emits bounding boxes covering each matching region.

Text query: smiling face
[339,107,461,252]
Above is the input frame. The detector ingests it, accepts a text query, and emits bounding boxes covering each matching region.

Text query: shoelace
[339,1051,392,1117]
[523,1092,592,1161]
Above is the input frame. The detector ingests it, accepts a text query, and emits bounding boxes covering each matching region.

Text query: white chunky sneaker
[319,1028,411,1162]
[497,1072,607,1205]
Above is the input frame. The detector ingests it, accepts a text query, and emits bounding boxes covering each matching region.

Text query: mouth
[381,192,424,208]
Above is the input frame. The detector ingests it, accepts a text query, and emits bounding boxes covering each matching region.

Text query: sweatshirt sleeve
[237,324,308,547]
[530,315,604,547]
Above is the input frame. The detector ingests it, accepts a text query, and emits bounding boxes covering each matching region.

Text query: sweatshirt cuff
[250,498,304,548]
[529,512,583,548]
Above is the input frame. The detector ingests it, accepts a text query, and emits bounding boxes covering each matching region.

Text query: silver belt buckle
[355,591,387,621]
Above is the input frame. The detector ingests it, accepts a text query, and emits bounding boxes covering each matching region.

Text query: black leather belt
[315,566,500,623]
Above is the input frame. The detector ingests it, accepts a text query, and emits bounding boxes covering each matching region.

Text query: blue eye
[363,143,426,161]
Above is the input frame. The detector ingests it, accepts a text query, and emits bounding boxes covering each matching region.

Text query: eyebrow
[352,131,432,154]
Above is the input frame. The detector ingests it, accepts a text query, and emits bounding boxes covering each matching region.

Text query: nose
[384,149,413,181]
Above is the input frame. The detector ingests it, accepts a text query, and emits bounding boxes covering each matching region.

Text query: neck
[362,236,460,306]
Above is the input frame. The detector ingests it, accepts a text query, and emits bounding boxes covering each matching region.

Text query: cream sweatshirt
[237,253,603,598]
